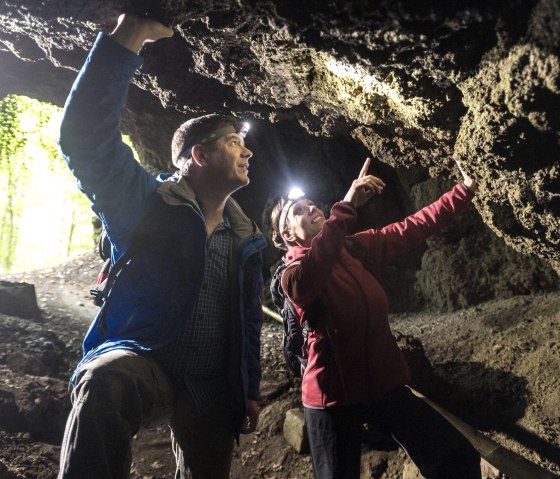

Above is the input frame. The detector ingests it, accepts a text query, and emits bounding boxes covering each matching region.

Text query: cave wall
[412,177,558,311]
[0,0,558,311]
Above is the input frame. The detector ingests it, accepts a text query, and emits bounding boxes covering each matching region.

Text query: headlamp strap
[278,199,295,232]
[178,120,249,161]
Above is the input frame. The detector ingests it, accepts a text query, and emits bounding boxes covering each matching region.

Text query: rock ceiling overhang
[0,0,558,271]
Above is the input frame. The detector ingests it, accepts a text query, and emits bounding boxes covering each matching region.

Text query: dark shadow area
[428,361,529,430]
[409,358,560,469]
[504,424,560,468]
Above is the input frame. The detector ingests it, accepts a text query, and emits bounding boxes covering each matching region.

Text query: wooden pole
[408,387,558,479]
[262,304,283,323]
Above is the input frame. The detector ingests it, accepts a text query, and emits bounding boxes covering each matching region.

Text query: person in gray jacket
[57,14,266,479]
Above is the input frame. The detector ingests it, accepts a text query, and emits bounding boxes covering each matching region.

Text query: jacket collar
[157,173,262,240]
[284,244,309,266]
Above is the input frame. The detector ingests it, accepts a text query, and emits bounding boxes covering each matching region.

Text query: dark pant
[57,349,235,479]
[304,386,481,479]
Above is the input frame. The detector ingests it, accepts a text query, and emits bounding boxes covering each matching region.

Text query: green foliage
[0,95,28,271]
[0,95,94,273]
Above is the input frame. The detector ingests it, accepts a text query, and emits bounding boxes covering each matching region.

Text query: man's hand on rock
[110,13,173,53]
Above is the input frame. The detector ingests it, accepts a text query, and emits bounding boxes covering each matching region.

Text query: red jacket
[281,184,473,408]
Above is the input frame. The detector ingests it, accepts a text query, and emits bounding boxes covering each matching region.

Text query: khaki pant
[58,349,235,479]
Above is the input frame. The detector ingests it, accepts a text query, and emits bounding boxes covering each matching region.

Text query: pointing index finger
[359,157,371,178]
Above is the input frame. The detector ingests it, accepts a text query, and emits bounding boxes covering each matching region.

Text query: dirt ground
[1,250,559,478]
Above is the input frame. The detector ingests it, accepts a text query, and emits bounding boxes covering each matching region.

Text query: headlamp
[287,187,305,200]
[237,121,250,137]
[178,119,250,161]
[278,187,306,232]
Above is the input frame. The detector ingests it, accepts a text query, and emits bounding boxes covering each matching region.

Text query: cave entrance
[0,95,96,273]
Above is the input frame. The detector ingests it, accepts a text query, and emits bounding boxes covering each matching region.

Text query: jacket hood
[157,173,262,240]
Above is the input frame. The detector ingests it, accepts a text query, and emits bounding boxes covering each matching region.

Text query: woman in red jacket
[271,158,481,478]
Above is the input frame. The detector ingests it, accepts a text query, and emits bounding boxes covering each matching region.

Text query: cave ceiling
[0,0,559,271]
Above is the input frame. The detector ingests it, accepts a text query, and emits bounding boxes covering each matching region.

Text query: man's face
[203,132,253,192]
[284,198,326,247]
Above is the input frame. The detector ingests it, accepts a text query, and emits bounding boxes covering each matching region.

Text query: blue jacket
[58,33,266,429]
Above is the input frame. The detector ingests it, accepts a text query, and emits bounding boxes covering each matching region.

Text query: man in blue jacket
[57,14,266,479]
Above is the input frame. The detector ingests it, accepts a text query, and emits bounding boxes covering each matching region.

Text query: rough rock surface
[0,0,558,283]
[0,281,40,319]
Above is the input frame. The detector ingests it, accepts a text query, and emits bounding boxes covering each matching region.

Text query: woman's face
[283,198,326,247]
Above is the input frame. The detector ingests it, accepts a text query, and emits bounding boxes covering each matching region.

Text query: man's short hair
[171,114,239,168]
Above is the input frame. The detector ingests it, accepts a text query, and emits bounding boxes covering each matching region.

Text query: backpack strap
[93,194,170,334]
[94,244,139,335]
[98,228,111,261]
[270,260,308,376]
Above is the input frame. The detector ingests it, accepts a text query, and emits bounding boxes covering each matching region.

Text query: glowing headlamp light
[278,187,306,232]
[287,187,305,200]
[237,121,250,137]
